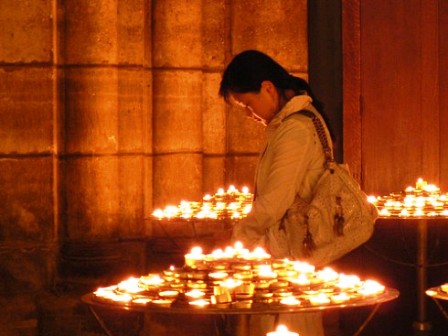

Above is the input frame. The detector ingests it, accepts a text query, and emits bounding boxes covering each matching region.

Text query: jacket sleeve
[232,118,317,249]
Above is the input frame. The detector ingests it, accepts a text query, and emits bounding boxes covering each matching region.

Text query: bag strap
[299,110,335,169]
[295,110,341,256]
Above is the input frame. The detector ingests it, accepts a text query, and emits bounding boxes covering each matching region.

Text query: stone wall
[0,0,308,335]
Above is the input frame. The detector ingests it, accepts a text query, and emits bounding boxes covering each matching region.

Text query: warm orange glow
[267,325,300,336]
[151,185,253,220]
[92,243,391,311]
[369,179,448,218]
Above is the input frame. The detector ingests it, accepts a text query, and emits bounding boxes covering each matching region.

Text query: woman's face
[230,81,279,126]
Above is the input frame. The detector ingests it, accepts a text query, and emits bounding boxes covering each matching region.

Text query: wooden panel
[361,0,422,194]
[420,0,440,184]
[342,0,362,183]
[343,0,448,194]
[440,1,448,191]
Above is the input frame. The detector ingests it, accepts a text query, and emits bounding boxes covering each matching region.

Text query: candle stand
[372,217,448,334]
[414,218,431,333]
[426,284,448,322]
[82,288,398,336]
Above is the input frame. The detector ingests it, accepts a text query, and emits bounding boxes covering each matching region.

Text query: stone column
[152,0,204,207]
[61,0,151,241]
[202,0,228,194]
[0,0,57,332]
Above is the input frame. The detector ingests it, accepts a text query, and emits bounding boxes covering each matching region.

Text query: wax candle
[309,293,331,305]
[189,299,210,308]
[266,325,299,336]
[139,274,164,288]
[257,265,278,280]
[158,290,179,298]
[357,280,385,295]
[208,271,229,280]
[441,283,448,293]
[280,296,301,306]
[185,246,205,268]
[185,289,206,299]
[336,274,361,289]
[132,297,152,305]
[212,291,232,304]
[330,292,351,304]
[117,277,145,293]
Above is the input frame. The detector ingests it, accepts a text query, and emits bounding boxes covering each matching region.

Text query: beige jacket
[232,95,332,259]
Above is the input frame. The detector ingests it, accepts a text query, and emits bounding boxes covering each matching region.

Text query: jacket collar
[267,95,313,131]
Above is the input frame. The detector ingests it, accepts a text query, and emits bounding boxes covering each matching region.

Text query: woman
[219,50,334,336]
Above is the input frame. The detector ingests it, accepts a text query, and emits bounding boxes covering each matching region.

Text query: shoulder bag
[289,110,378,266]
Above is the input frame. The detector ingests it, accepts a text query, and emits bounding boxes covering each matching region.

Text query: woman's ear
[261,80,276,95]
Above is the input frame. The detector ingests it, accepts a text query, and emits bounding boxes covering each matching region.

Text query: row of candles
[151,179,448,222]
[369,178,448,218]
[93,243,386,312]
[151,185,253,220]
[105,179,448,335]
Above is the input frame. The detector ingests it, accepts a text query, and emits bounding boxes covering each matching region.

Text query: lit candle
[163,265,179,281]
[330,292,351,304]
[139,274,165,288]
[266,324,299,336]
[234,283,255,296]
[212,291,232,304]
[309,293,331,305]
[357,280,385,295]
[117,277,145,293]
[152,209,165,219]
[373,179,448,218]
[94,285,117,297]
[416,178,426,190]
[379,208,391,216]
[280,296,301,306]
[185,246,205,268]
[185,289,206,299]
[257,265,278,280]
[219,278,243,293]
[250,247,271,260]
[441,283,448,293]
[290,261,315,274]
[289,274,311,287]
[208,271,229,281]
[316,267,338,283]
[336,274,361,289]
[107,292,133,303]
[132,297,152,305]
[94,286,133,303]
[158,290,179,298]
[189,299,210,308]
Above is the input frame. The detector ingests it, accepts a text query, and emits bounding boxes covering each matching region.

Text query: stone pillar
[202,0,228,194]
[0,0,57,333]
[152,0,204,207]
[61,0,151,240]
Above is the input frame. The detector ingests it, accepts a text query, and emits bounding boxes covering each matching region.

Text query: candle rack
[83,244,399,336]
[368,179,448,334]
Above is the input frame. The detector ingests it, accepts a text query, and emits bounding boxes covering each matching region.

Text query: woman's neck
[278,89,297,111]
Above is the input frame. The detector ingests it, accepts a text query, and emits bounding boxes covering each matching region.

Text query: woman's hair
[219,50,322,109]
[219,49,333,139]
